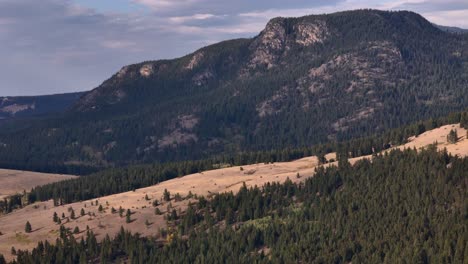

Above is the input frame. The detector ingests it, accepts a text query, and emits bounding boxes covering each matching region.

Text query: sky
[0,0,467,96]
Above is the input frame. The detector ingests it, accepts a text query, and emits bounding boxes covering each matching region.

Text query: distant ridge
[435,24,468,34]
[0,92,84,120]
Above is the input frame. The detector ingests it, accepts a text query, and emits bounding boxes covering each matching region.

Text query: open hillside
[0,123,466,261]
[0,170,76,200]
[0,10,467,173]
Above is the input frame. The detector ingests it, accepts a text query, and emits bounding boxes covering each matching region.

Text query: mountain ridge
[0,9,467,173]
[0,92,84,120]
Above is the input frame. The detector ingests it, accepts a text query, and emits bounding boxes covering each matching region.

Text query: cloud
[0,0,213,95]
[423,9,468,28]
[133,0,200,11]
[169,13,220,24]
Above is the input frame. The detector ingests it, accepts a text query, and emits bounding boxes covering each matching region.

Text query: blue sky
[0,0,467,96]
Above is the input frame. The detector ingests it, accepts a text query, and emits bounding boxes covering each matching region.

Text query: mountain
[0,92,84,120]
[436,24,468,34]
[0,10,468,173]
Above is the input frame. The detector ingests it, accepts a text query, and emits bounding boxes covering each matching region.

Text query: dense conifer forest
[4,148,467,263]
[15,110,466,207]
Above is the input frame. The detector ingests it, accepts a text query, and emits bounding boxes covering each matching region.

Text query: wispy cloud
[169,13,221,24]
[133,0,200,11]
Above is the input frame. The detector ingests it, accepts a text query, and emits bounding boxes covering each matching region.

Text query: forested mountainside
[1,10,468,173]
[6,148,467,263]
[16,111,468,207]
[0,92,83,120]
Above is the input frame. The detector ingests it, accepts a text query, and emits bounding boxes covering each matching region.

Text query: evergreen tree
[447,129,458,143]
[126,209,132,223]
[163,189,171,202]
[53,212,58,223]
[25,221,32,233]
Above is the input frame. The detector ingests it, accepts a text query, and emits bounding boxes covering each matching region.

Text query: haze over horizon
[1,0,467,96]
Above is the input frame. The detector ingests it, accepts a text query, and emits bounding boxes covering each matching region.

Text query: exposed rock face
[178,114,199,130]
[256,40,403,119]
[193,70,214,86]
[332,107,376,132]
[294,20,329,46]
[156,115,199,149]
[117,66,130,78]
[158,130,198,149]
[0,103,35,115]
[139,64,154,77]
[256,86,289,117]
[77,87,126,111]
[0,97,35,117]
[247,18,330,72]
[249,19,287,69]
[297,41,403,94]
[185,52,204,70]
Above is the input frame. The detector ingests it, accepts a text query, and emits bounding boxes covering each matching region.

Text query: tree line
[5,148,467,263]
[22,110,468,207]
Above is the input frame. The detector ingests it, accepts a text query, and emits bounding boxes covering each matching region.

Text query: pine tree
[25,221,32,233]
[447,129,458,143]
[53,212,58,223]
[81,208,85,216]
[170,209,178,221]
[126,209,132,223]
[163,189,171,202]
